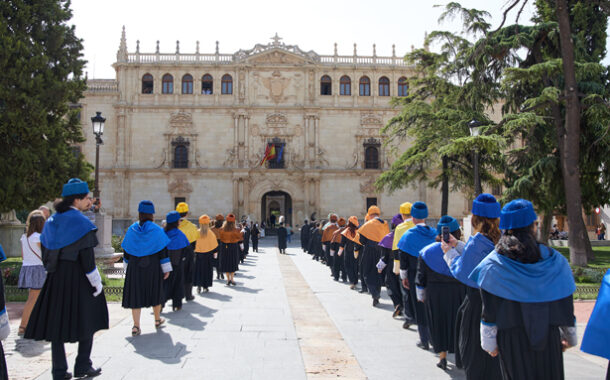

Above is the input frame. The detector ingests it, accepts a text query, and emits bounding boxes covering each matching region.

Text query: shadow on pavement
[14,338,50,358]
[198,291,232,302]
[126,330,189,364]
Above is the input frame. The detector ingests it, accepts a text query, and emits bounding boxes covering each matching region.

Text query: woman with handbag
[18,210,47,336]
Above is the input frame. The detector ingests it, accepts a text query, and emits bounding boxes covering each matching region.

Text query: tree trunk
[555,0,593,266]
[540,212,553,243]
[441,156,449,216]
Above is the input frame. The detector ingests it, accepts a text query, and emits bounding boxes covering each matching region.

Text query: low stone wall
[0,224,26,258]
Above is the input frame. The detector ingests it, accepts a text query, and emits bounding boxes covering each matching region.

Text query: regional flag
[259,144,276,166]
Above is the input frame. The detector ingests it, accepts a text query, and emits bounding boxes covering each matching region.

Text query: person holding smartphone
[415,215,466,370]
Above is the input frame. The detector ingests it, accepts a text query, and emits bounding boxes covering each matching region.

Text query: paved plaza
[4,240,608,379]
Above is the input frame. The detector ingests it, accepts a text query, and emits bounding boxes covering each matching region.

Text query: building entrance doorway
[261,191,292,231]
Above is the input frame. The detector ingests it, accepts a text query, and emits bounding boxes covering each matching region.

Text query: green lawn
[553,246,610,270]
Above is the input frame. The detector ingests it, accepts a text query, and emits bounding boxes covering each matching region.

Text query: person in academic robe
[300,220,311,253]
[331,218,347,282]
[416,215,467,370]
[378,213,404,318]
[176,202,199,301]
[163,211,190,311]
[250,222,260,253]
[121,200,172,337]
[339,216,361,289]
[394,202,416,328]
[309,222,324,261]
[581,269,610,379]
[321,214,339,271]
[397,201,436,350]
[0,244,11,380]
[469,199,577,380]
[25,178,108,380]
[211,214,225,279]
[277,222,288,254]
[241,222,250,262]
[193,215,219,293]
[442,193,502,379]
[218,213,243,286]
[357,206,390,306]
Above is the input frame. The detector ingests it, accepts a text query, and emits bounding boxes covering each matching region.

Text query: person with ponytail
[25,179,108,380]
[442,193,502,379]
[121,200,172,336]
[163,211,190,311]
[193,215,219,293]
[218,213,243,286]
[470,199,576,380]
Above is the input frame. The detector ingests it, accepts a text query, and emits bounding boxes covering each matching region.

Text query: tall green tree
[377,5,504,215]
[0,0,91,213]
[472,0,610,265]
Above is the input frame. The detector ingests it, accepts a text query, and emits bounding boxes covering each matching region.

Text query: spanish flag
[260,144,276,166]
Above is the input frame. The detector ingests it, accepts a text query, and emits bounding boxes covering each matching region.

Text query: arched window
[142,74,153,94]
[181,74,193,94]
[174,145,188,168]
[378,76,390,96]
[221,74,233,94]
[359,76,371,96]
[340,75,351,95]
[320,75,332,95]
[202,74,213,94]
[398,77,408,97]
[364,146,379,169]
[162,74,173,94]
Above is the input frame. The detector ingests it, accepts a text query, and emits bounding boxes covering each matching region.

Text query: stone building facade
[80,29,471,231]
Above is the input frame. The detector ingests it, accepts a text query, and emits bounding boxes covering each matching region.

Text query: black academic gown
[242,227,250,256]
[400,251,428,330]
[309,229,323,260]
[300,223,310,251]
[25,231,109,342]
[358,235,383,299]
[455,286,502,379]
[250,226,259,252]
[331,241,345,281]
[340,235,360,285]
[277,227,288,251]
[0,263,8,380]
[194,247,218,288]
[481,291,574,380]
[381,247,403,309]
[416,257,466,353]
[122,248,169,309]
[164,247,186,308]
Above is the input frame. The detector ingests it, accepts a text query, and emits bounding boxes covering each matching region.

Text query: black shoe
[402,321,412,329]
[416,341,429,351]
[74,367,102,378]
[372,298,380,307]
[64,372,73,380]
[185,295,195,301]
[392,305,402,318]
[436,358,447,370]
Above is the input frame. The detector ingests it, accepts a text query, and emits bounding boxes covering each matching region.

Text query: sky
[69,0,610,79]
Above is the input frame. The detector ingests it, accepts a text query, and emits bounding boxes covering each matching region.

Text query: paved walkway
[3,240,607,379]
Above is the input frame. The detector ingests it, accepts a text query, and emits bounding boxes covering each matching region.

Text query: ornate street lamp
[468,119,483,196]
[91,112,105,199]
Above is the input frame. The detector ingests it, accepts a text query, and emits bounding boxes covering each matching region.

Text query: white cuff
[559,325,578,347]
[160,259,173,274]
[480,321,498,353]
[330,250,336,256]
[240,243,244,250]
[400,269,408,280]
[86,268,103,297]
[443,248,461,267]
[0,308,10,340]
[337,248,344,256]
[455,240,466,254]
[416,286,425,302]
[376,259,387,271]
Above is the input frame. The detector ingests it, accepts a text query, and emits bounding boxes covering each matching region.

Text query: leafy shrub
[111,235,124,253]
[2,266,21,286]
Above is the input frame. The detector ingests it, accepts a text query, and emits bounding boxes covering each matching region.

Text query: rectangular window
[174,197,186,209]
[340,83,351,95]
[268,142,286,169]
[366,197,378,211]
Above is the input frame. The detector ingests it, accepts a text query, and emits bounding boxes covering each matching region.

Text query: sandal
[155,318,165,328]
[131,326,141,336]
[18,326,26,336]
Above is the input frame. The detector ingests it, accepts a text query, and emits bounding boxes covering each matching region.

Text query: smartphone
[442,226,450,243]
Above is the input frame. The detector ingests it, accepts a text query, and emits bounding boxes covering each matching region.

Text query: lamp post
[468,119,483,197]
[91,112,106,199]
